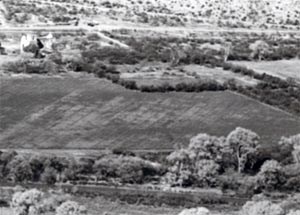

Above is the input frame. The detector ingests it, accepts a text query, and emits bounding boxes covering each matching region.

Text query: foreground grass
[0,207,11,215]
[75,196,240,215]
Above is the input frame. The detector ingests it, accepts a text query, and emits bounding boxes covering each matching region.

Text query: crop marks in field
[0,75,299,150]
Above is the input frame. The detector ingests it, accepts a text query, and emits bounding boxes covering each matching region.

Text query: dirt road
[1,24,300,36]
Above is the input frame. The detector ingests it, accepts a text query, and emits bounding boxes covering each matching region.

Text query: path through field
[0,74,299,150]
[1,25,300,35]
[0,2,8,27]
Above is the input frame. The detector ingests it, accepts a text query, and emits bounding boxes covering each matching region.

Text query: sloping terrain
[231,60,300,84]
[1,0,299,28]
[0,75,299,150]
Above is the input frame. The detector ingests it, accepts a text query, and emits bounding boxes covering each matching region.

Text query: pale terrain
[232,60,300,83]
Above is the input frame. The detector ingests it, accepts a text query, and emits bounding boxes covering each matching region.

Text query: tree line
[1,128,299,197]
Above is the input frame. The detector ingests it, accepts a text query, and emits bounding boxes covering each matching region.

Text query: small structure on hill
[249,40,270,61]
[40,33,55,51]
[20,33,35,54]
[199,42,232,62]
[20,33,55,58]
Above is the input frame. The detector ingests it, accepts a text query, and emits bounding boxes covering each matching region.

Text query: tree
[13,161,33,183]
[226,127,260,173]
[195,159,220,187]
[45,157,70,181]
[41,167,57,185]
[56,201,87,215]
[0,150,17,177]
[29,155,46,182]
[6,155,33,182]
[77,158,94,175]
[166,134,224,187]
[166,148,193,187]
[189,134,227,162]
[11,189,44,215]
[240,200,284,215]
[256,160,286,191]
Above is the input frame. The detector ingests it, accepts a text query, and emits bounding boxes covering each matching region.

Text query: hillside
[1,0,299,29]
[0,75,299,150]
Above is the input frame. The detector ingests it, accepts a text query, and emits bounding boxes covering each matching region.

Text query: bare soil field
[0,75,299,150]
[231,60,300,84]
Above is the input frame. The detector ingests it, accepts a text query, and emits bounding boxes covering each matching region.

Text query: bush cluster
[81,47,144,65]
[0,131,299,195]
[3,59,65,74]
[0,150,164,186]
[140,80,226,93]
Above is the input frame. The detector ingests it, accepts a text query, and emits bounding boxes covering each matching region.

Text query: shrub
[94,154,164,184]
[195,159,220,187]
[240,200,284,215]
[105,73,120,83]
[41,59,63,73]
[287,210,300,215]
[284,176,300,192]
[81,47,143,65]
[280,193,300,212]
[279,134,300,165]
[41,191,70,213]
[7,155,33,182]
[118,79,138,90]
[3,61,26,73]
[41,167,57,185]
[140,85,157,92]
[86,33,101,41]
[90,61,108,78]
[11,189,44,215]
[48,52,63,65]
[256,160,286,191]
[56,201,87,215]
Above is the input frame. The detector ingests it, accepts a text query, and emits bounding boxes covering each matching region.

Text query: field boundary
[0,182,249,208]
[228,91,300,119]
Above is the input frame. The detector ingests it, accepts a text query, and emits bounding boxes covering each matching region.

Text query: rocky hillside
[1,0,299,29]
[103,0,300,28]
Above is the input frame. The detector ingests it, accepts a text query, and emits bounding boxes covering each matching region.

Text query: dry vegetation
[1,0,300,29]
